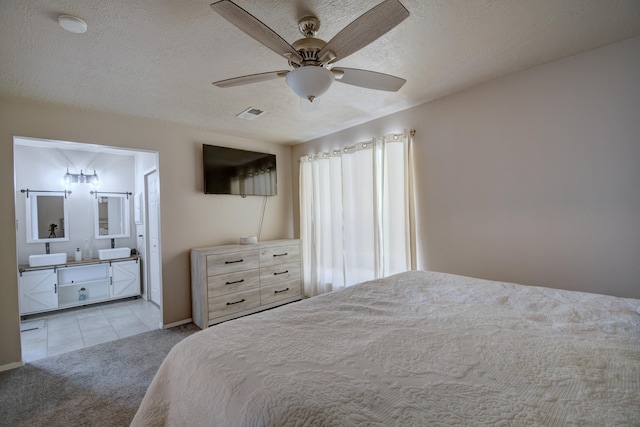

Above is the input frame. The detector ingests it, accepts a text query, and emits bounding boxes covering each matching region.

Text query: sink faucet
[45,242,50,254]
[111,238,115,249]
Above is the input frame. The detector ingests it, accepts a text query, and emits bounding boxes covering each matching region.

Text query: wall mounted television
[203,144,277,196]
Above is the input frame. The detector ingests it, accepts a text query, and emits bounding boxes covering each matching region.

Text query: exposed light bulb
[64,168,72,185]
[90,169,99,186]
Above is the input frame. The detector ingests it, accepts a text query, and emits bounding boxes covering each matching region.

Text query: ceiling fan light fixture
[285,66,334,102]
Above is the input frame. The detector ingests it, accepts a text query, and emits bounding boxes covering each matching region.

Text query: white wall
[14,143,137,264]
[292,36,640,299]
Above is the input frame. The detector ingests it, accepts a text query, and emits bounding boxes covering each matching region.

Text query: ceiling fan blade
[318,0,409,63]
[213,70,289,88]
[333,68,406,91]
[211,0,303,63]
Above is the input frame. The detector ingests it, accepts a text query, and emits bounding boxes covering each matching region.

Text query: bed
[132,271,640,425]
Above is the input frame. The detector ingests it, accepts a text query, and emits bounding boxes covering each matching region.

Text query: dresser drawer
[261,280,302,305]
[260,244,300,267]
[208,288,261,320]
[260,263,301,286]
[207,269,260,298]
[206,250,259,276]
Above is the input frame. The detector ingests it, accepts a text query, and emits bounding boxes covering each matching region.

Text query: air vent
[236,107,266,120]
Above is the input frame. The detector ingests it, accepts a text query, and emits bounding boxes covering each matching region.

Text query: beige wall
[292,36,640,299]
[0,99,294,366]
[3,36,638,367]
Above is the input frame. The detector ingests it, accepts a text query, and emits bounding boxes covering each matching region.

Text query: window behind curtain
[299,132,414,297]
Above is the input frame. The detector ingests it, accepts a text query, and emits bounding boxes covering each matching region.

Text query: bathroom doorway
[14,136,163,361]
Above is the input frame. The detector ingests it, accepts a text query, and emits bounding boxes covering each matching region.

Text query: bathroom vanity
[18,256,140,316]
[17,185,139,317]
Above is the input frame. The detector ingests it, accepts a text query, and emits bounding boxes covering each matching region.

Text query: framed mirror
[25,191,70,243]
[94,194,130,239]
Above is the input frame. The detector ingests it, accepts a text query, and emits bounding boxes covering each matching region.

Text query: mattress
[132,271,640,426]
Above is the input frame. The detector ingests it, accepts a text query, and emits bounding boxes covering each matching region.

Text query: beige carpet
[0,323,199,427]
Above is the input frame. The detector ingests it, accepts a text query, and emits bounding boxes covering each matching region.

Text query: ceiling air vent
[236,107,266,120]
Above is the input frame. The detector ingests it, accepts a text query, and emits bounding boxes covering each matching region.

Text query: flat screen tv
[203,144,277,196]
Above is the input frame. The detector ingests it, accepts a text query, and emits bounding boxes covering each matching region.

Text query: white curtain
[230,169,277,196]
[300,132,414,297]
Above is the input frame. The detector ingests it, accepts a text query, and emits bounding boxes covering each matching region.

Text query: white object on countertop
[239,236,257,245]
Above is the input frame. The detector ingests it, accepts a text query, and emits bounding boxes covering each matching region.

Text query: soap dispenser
[74,247,82,262]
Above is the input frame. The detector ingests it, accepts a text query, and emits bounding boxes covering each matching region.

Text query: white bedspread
[132,271,640,426]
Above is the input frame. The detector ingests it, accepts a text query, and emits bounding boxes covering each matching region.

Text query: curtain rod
[90,191,133,199]
[298,130,416,162]
[20,189,72,198]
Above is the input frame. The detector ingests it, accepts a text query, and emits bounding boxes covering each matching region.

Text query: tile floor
[20,298,160,363]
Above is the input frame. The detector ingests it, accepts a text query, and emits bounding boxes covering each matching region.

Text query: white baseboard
[161,318,193,329]
[0,361,24,372]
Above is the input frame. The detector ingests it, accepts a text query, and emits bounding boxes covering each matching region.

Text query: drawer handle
[225,259,243,264]
[226,298,245,306]
[225,279,245,285]
[273,270,289,276]
[273,252,288,257]
[274,287,289,294]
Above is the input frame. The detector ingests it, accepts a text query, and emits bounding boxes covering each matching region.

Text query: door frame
[144,169,163,311]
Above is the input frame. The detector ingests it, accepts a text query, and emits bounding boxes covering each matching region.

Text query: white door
[146,170,162,306]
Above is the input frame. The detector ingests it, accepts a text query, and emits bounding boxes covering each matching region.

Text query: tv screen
[203,144,277,196]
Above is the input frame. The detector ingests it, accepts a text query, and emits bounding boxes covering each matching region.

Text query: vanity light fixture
[64,168,99,186]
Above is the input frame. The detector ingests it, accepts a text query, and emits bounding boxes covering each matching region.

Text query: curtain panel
[299,131,415,297]
[230,169,276,196]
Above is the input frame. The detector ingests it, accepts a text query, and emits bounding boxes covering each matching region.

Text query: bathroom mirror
[94,194,130,239]
[25,192,70,243]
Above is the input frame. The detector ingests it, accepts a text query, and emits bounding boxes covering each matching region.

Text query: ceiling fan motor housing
[298,16,320,38]
[291,37,327,66]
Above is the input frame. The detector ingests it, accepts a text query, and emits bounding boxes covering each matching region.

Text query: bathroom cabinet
[57,262,111,309]
[18,257,140,316]
[18,269,58,314]
[110,260,141,298]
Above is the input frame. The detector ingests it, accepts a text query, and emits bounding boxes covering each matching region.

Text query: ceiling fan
[210,0,410,108]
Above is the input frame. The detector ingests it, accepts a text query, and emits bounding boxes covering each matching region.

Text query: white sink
[29,253,68,267]
[98,247,131,260]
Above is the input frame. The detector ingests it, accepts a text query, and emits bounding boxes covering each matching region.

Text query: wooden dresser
[191,239,302,328]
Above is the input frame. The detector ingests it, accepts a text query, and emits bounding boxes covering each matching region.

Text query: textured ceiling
[1,0,639,145]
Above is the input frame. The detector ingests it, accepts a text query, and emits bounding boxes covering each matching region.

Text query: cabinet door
[19,269,58,314]
[110,260,141,299]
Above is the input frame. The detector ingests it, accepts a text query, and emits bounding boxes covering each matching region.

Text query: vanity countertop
[18,254,139,272]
